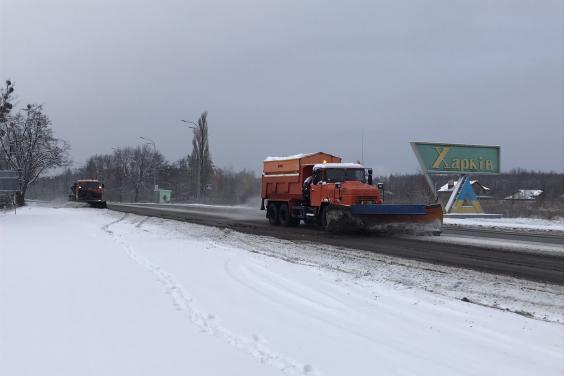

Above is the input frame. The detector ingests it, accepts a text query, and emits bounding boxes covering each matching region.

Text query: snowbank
[264,153,317,162]
[445,216,564,232]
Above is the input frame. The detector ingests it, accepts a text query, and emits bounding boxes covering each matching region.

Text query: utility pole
[361,129,364,165]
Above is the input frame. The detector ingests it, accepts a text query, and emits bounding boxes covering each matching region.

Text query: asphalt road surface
[107,202,564,285]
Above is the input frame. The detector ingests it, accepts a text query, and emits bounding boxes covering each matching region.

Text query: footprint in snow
[252,333,267,344]
[303,364,314,374]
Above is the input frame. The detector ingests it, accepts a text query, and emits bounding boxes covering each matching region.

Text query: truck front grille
[356,196,378,205]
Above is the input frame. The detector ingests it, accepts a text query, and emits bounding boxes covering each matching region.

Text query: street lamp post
[139,136,158,191]
[180,120,200,201]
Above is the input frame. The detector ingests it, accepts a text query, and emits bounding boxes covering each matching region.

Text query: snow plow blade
[87,200,107,209]
[325,203,443,235]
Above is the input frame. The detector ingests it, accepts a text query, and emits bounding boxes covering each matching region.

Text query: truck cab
[307,163,382,207]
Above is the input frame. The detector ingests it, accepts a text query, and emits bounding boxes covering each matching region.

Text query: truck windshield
[79,182,101,189]
[324,169,365,183]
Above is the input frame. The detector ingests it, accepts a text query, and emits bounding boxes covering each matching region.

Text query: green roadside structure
[410,142,501,216]
[154,189,172,204]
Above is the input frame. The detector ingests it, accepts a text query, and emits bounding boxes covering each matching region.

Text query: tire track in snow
[101,215,318,376]
[135,216,150,228]
[101,212,129,234]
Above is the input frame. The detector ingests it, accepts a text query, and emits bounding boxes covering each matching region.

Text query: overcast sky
[1,0,563,175]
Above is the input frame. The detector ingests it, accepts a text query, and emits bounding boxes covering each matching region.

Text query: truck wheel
[267,203,280,226]
[279,203,300,227]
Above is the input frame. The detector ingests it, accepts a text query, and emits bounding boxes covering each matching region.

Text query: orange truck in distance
[260,152,442,234]
[69,179,107,208]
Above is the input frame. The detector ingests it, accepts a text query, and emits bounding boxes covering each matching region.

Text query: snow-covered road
[1,206,562,375]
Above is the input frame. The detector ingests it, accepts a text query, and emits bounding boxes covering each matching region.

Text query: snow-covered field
[1,206,562,376]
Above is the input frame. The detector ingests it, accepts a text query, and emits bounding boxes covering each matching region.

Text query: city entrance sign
[410,142,500,174]
[410,142,501,215]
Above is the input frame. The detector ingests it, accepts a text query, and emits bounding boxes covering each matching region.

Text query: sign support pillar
[445,175,466,213]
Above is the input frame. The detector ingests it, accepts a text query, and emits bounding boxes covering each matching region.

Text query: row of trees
[1,78,258,206]
[378,171,564,203]
[378,171,564,218]
[0,81,69,204]
[25,110,260,205]
[27,148,260,206]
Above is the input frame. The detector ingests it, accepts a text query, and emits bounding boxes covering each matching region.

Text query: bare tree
[129,144,163,202]
[111,148,127,202]
[190,111,213,200]
[0,104,69,204]
[0,80,15,169]
[0,80,15,123]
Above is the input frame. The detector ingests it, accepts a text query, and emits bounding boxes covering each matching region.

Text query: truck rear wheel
[267,203,280,226]
[279,203,300,227]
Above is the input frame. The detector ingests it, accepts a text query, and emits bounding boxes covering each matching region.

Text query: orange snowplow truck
[69,179,107,208]
[260,152,442,234]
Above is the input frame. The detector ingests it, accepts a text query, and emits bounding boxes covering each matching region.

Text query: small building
[154,189,172,203]
[438,179,491,197]
[504,189,544,200]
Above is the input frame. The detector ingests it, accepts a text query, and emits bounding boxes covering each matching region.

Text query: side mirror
[367,168,373,185]
[102,183,105,189]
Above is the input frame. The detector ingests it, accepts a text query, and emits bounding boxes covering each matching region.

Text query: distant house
[504,190,544,200]
[438,179,491,197]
